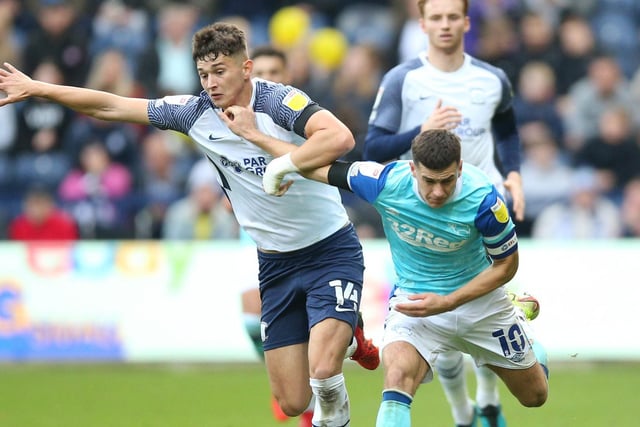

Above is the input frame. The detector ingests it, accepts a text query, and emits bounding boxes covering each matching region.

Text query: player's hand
[0,63,33,107]
[393,292,451,317]
[504,171,525,222]
[263,153,299,196]
[268,179,294,196]
[218,105,257,139]
[421,99,462,132]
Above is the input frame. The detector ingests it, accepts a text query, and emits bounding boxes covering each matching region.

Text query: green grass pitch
[1,361,638,426]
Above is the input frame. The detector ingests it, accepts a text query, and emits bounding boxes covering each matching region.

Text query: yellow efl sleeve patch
[283,90,309,111]
[491,198,509,223]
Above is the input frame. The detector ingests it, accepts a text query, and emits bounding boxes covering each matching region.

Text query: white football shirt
[370,53,514,190]
[148,80,349,252]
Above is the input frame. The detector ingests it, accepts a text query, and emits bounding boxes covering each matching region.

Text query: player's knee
[309,356,343,380]
[281,404,304,417]
[433,351,464,378]
[277,397,308,417]
[383,364,417,391]
[518,386,548,408]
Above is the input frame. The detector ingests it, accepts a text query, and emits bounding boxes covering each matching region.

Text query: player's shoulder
[382,57,423,82]
[253,80,314,113]
[148,91,212,132]
[463,162,491,179]
[396,56,424,73]
[253,78,284,96]
[379,160,413,188]
[253,79,283,104]
[466,54,511,86]
[462,163,495,193]
[461,167,507,223]
[253,79,309,100]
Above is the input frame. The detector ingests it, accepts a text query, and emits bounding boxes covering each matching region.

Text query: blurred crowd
[1,0,640,241]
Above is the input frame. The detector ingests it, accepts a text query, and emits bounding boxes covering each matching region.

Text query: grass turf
[0,361,637,426]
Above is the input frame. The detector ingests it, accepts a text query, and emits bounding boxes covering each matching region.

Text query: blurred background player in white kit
[362,1,533,426]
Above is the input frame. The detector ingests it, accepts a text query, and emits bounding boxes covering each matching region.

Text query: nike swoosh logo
[419,95,432,100]
[208,134,224,141]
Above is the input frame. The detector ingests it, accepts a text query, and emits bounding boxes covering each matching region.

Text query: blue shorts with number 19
[258,224,365,351]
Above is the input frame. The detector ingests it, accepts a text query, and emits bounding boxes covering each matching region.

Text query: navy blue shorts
[258,224,365,351]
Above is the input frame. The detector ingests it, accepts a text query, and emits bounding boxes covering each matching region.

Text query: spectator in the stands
[23,0,90,87]
[162,158,240,240]
[563,54,640,152]
[518,121,573,237]
[620,176,640,238]
[133,129,196,239]
[136,2,200,97]
[88,0,151,75]
[63,48,145,175]
[532,167,622,239]
[12,60,72,193]
[572,105,640,200]
[8,184,78,241]
[554,14,599,98]
[58,141,134,239]
[513,61,564,142]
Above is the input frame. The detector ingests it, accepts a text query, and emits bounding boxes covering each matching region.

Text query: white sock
[310,373,350,427]
[474,365,500,408]
[305,395,315,413]
[435,351,474,425]
[344,337,357,359]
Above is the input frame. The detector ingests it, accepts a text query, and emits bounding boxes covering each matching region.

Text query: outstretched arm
[364,99,462,162]
[220,105,354,195]
[492,106,525,221]
[221,105,354,170]
[0,62,150,125]
[395,251,519,317]
[363,125,417,162]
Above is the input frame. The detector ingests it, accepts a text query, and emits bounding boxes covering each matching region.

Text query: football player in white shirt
[240,46,293,369]
[242,44,311,427]
[0,22,380,427]
[363,1,528,426]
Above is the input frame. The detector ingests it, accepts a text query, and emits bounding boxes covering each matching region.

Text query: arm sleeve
[292,104,324,137]
[363,124,420,162]
[475,189,518,259]
[327,160,391,203]
[491,106,521,174]
[327,161,354,191]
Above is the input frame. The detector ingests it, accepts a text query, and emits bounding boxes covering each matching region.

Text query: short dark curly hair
[192,22,248,63]
[411,129,461,170]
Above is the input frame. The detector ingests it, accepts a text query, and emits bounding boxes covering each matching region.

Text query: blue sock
[243,314,264,360]
[532,340,549,378]
[376,389,412,427]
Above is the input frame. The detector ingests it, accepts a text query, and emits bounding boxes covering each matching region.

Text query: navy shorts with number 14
[258,224,365,351]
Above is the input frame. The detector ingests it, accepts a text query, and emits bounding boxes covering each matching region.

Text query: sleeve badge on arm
[490,198,509,223]
[353,161,384,178]
[282,90,309,111]
[161,95,191,105]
